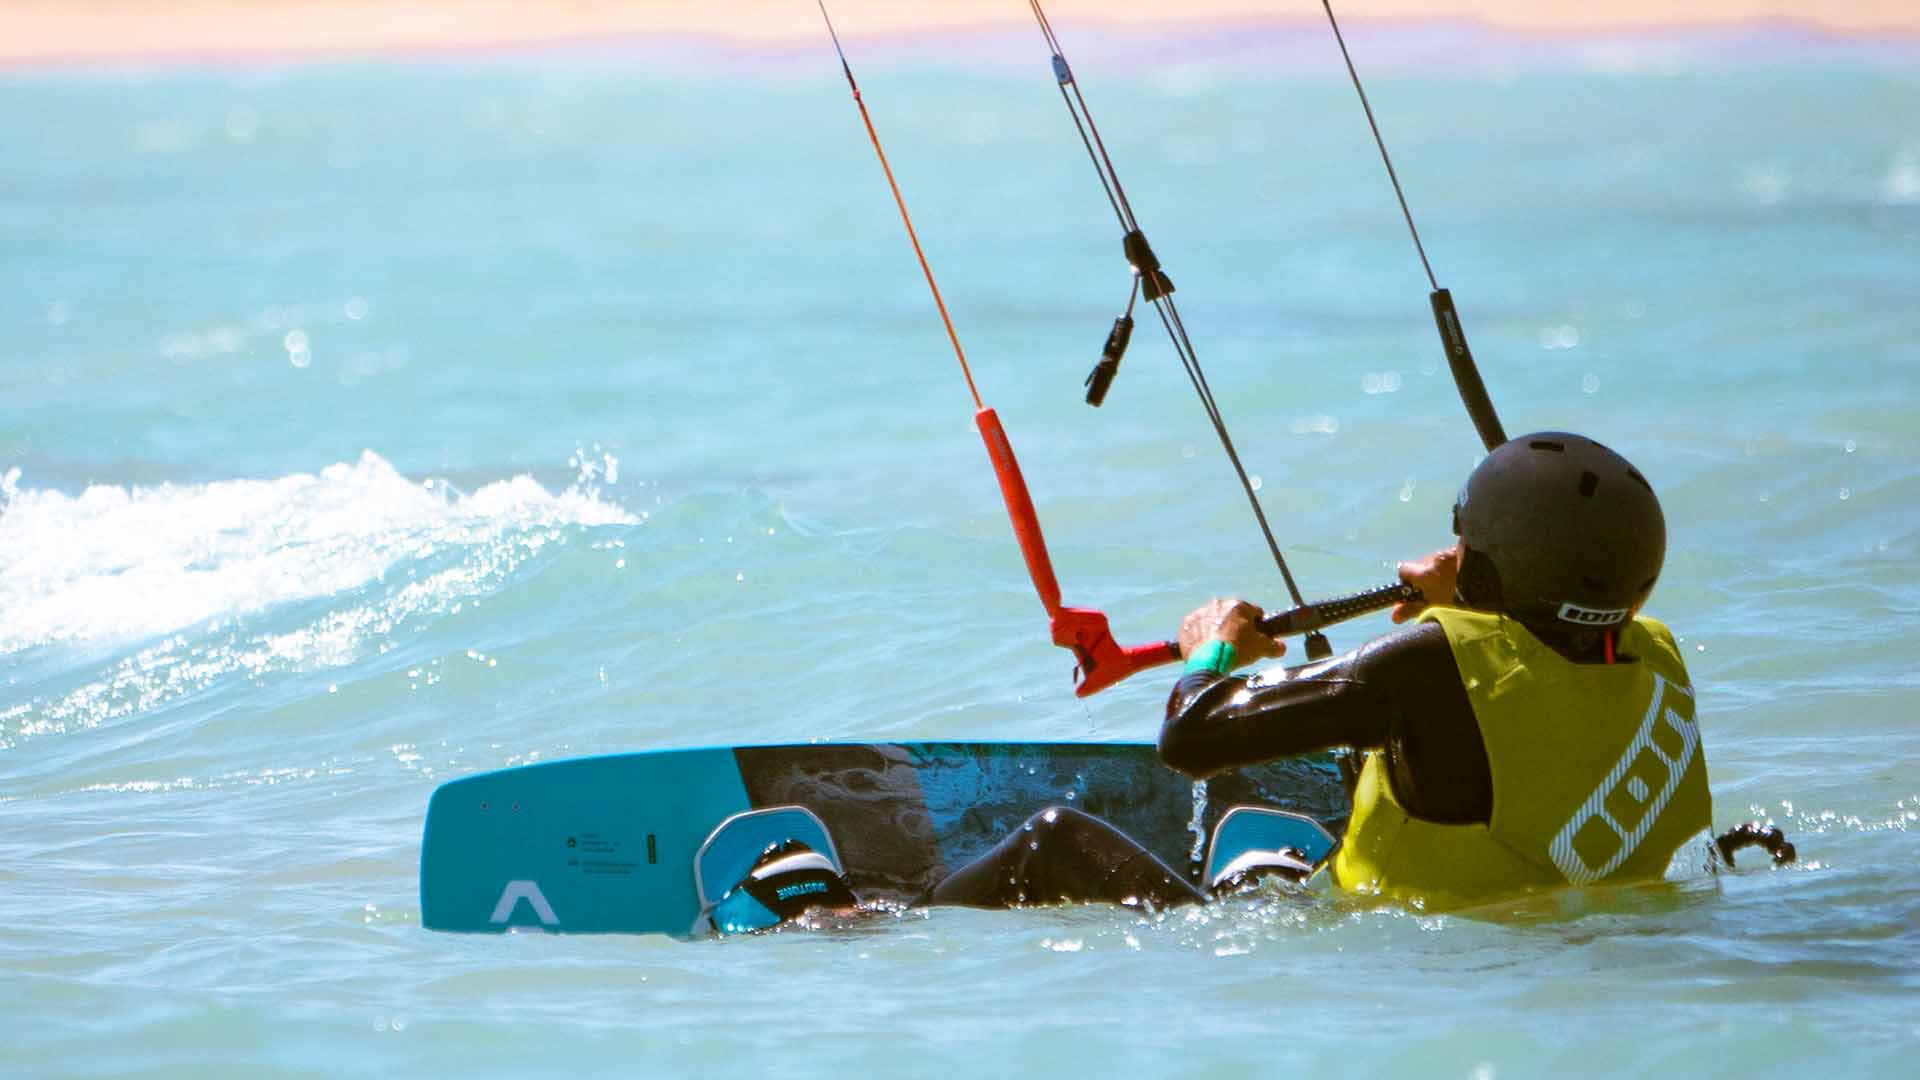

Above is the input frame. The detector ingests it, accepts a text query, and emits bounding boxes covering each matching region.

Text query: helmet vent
[1580,575,1608,592]
[1529,439,1566,452]
[1638,575,1657,594]
[1578,470,1599,498]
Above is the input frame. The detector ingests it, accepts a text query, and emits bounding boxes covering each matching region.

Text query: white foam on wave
[0,451,634,657]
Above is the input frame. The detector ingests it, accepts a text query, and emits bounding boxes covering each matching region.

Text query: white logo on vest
[1548,675,1698,884]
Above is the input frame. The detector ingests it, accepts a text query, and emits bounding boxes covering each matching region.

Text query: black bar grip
[1257,581,1421,638]
[1429,288,1507,452]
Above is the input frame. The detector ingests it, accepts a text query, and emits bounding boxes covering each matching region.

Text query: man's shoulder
[1627,613,1688,675]
[1632,613,1676,641]
[1352,619,1457,680]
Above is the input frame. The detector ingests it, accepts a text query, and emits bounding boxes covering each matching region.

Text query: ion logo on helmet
[1557,603,1631,626]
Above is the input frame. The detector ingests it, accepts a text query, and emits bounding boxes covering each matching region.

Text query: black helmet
[1451,432,1665,631]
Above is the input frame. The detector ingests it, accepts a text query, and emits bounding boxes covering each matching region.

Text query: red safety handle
[975,407,1180,695]
[1051,607,1180,697]
[975,407,1063,612]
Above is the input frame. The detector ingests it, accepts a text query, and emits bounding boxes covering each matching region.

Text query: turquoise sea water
[3,22,1918,1076]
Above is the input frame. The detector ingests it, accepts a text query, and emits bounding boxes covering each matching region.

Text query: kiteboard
[420,740,1347,936]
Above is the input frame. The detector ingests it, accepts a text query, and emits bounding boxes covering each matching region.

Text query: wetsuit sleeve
[1159,620,1493,825]
[1159,651,1385,778]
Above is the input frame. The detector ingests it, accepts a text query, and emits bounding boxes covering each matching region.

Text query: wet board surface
[420,741,1349,936]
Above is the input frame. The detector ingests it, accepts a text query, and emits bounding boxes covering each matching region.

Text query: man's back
[1331,609,1710,910]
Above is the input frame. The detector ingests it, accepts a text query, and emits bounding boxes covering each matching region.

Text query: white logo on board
[490,880,559,926]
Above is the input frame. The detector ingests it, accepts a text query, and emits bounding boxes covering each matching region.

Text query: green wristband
[1184,639,1237,676]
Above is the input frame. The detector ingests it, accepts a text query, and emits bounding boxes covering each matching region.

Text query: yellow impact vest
[1330,608,1711,911]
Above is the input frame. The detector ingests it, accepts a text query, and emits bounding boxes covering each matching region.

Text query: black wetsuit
[929,621,1491,908]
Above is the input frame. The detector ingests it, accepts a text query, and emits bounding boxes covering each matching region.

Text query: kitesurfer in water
[708,433,1783,931]
[1157,432,1716,910]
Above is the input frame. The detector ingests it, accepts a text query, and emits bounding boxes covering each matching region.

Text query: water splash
[0,453,635,745]
[0,451,631,657]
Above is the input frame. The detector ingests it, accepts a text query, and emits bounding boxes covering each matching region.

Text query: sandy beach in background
[2,1,1917,68]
